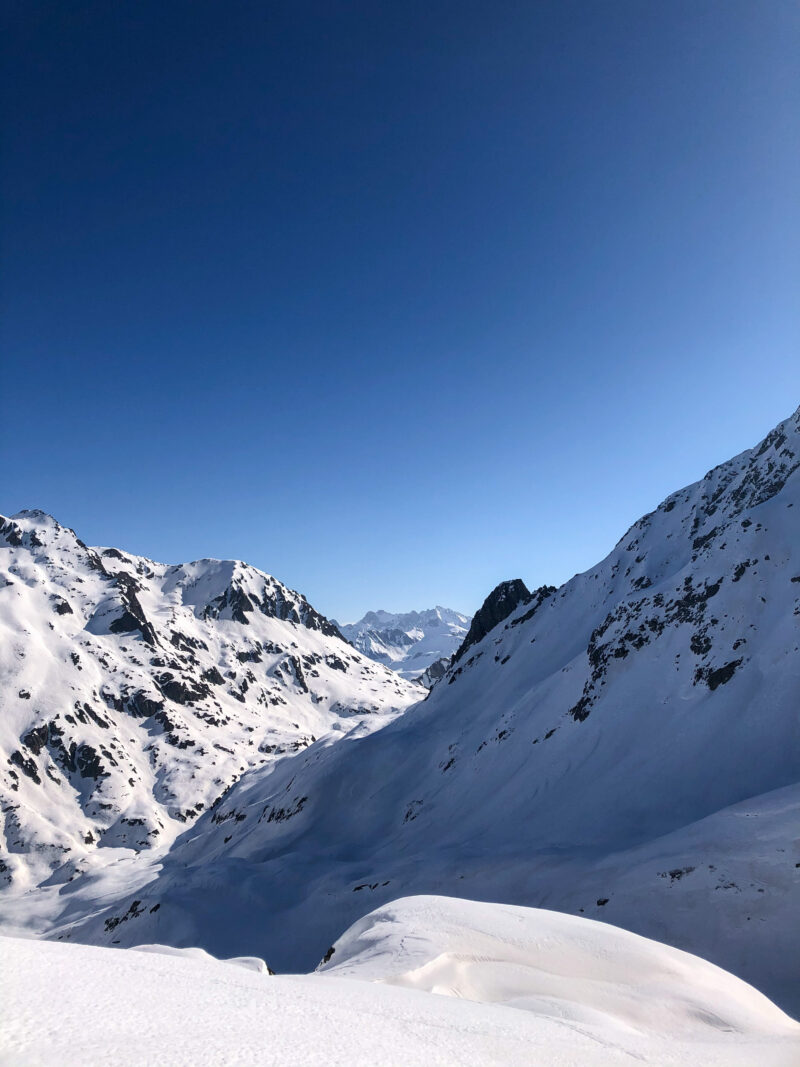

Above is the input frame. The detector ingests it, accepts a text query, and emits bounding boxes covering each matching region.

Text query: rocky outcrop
[0,512,421,890]
[453,579,530,663]
[418,656,450,688]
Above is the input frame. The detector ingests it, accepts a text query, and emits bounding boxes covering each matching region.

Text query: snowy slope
[3,897,798,1066]
[0,511,419,892]
[56,406,800,1013]
[337,606,470,681]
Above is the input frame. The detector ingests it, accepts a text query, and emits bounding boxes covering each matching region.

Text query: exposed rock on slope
[452,578,556,664]
[63,407,800,1014]
[417,656,450,688]
[0,512,419,890]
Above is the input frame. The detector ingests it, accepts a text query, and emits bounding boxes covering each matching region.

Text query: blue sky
[2,1,798,621]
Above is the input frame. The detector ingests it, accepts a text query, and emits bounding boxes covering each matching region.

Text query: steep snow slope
[3,897,798,1066]
[0,511,419,892]
[60,406,800,1013]
[337,606,470,681]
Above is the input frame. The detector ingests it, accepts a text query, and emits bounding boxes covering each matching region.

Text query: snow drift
[2,896,798,1066]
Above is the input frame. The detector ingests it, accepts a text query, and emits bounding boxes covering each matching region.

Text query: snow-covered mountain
[4,896,798,1066]
[336,606,470,681]
[52,406,800,1014]
[0,511,419,891]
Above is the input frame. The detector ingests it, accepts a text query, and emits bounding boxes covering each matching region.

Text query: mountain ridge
[46,405,800,1012]
[3,406,799,1015]
[0,511,419,891]
[337,605,470,681]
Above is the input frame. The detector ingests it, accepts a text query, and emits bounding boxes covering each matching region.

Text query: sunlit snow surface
[45,407,800,1015]
[337,606,470,680]
[0,509,419,891]
[3,406,800,1030]
[2,896,798,1067]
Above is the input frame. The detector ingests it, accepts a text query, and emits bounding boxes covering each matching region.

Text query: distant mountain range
[336,606,470,682]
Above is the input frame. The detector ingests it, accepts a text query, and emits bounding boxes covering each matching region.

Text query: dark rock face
[157,676,210,706]
[420,656,450,688]
[0,517,24,546]
[202,577,343,639]
[22,725,49,756]
[228,586,256,625]
[109,610,147,636]
[109,573,158,646]
[125,690,165,718]
[702,659,743,691]
[9,749,41,784]
[75,744,108,780]
[453,579,531,664]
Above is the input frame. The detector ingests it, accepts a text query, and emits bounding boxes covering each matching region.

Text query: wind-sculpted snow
[337,606,470,681]
[3,897,798,1066]
[53,407,800,1014]
[321,896,798,1043]
[0,511,419,892]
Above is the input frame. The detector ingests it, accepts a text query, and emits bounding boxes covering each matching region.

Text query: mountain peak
[453,578,530,663]
[338,605,471,681]
[0,514,420,889]
[91,404,800,1010]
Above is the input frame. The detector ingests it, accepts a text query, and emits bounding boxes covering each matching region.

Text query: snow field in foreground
[2,895,798,1067]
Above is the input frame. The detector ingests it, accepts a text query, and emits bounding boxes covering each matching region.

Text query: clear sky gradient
[2,1,798,621]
